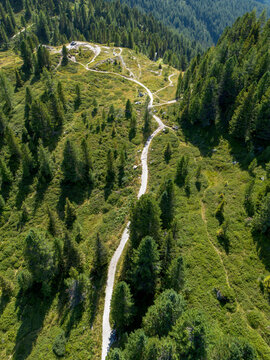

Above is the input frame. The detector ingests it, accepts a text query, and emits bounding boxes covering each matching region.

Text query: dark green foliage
[178,13,270,149]
[0,195,5,213]
[170,310,207,360]
[63,232,82,274]
[166,255,184,292]
[30,100,52,142]
[129,112,137,140]
[0,110,6,136]
[0,71,12,114]
[38,143,54,182]
[143,107,152,139]
[64,198,77,229]
[159,178,175,229]
[107,349,125,360]
[111,281,134,333]
[106,149,115,185]
[123,329,147,360]
[129,194,161,249]
[125,99,133,119]
[5,127,22,158]
[215,194,225,225]
[112,0,269,47]
[107,105,115,122]
[61,139,81,184]
[21,144,35,178]
[81,139,93,184]
[20,39,33,75]
[15,68,23,90]
[0,275,13,297]
[175,155,189,186]
[17,269,33,292]
[142,289,185,337]
[163,142,172,163]
[57,81,66,111]
[91,233,107,276]
[53,330,66,357]
[61,45,68,66]
[24,229,56,285]
[74,84,81,110]
[47,206,57,236]
[131,236,160,297]
[0,157,12,184]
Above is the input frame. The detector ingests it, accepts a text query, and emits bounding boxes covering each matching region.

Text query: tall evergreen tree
[130,194,161,249]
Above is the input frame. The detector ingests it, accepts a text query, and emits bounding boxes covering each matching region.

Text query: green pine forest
[0,0,270,359]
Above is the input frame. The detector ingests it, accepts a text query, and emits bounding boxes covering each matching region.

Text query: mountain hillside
[119,0,270,47]
[107,11,270,360]
[0,0,201,70]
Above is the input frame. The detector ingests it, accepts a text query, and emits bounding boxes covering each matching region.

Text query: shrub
[53,330,66,357]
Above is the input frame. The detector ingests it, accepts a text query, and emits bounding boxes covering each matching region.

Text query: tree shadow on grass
[89,273,106,328]
[0,293,11,317]
[57,182,91,220]
[16,175,35,209]
[33,179,50,215]
[180,120,221,158]
[13,284,55,360]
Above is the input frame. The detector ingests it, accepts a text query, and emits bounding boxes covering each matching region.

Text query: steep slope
[118,0,270,47]
[106,12,270,360]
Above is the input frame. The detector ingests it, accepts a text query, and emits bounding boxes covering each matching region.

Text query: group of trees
[4,0,201,70]
[123,0,269,47]
[177,12,270,149]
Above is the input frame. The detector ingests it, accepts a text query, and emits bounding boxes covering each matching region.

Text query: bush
[53,330,66,357]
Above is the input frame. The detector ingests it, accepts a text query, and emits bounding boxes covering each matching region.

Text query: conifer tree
[74,84,81,109]
[130,194,161,249]
[24,229,56,285]
[175,155,189,186]
[129,112,137,140]
[47,206,57,236]
[143,107,152,138]
[38,142,54,181]
[106,149,115,185]
[91,233,108,276]
[15,69,23,91]
[20,39,33,75]
[164,142,172,163]
[125,99,133,119]
[57,81,66,111]
[0,71,12,114]
[63,232,82,274]
[159,179,175,228]
[61,45,68,66]
[61,139,81,184]
[21,143,35,178]
[81,138,93,184]
[111,281,134,333]
[64,198,77,229]
[0,110,6,136]
[131,236,160,297]
[5,127,22,159]
[0,157,12,184]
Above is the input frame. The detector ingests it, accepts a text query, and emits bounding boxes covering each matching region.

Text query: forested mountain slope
[107,11,270,360]
[119,0,270,47]
[0,0,201,69]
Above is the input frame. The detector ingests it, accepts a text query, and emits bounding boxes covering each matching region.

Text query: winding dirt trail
[54,43,175,359]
